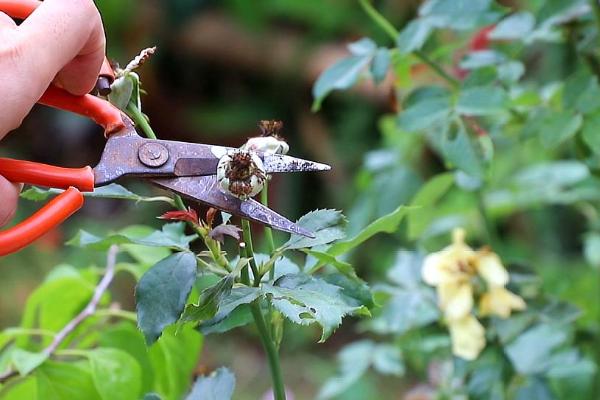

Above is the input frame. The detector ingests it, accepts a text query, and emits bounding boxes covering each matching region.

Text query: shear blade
[262,154,331,174]
[151,176,315,238]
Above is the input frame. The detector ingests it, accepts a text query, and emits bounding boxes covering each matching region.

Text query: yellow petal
[476,251,509,286]
[448,315,486,360]
[422,252,447,286]
[438,281,473,320]
[480,287,526,318]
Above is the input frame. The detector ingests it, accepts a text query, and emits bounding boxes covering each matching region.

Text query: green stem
[126,102,157,139]
[94,309,137,322]
[242,220,261,286]
[476,190,499,248]
[240,238,286,400]
[358,0,459,88]
[261,183,276,279]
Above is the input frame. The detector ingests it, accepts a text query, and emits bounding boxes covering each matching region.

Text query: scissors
[0,1,330,256]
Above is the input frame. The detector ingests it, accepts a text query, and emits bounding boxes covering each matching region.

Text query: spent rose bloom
[422,228,525,360]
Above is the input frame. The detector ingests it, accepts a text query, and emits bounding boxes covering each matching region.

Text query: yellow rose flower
[475,250,509,286]
[479,286,526,318]
[438,281,473,320]
[448,315,486,360]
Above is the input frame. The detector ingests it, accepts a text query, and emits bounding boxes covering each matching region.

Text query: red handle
[0,187,84,256]
[0,158,95,191]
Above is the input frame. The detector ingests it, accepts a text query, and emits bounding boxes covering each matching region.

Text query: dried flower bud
[242,120,289,155]
[124,46,157,74]
[216,150,267,200]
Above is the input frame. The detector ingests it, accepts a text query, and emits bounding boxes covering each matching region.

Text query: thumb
[0,176,21,227]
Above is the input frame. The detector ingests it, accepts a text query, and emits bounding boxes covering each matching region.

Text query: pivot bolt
[138,143,169,167]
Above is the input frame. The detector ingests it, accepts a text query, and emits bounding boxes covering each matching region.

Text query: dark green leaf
[136,252,197,344]
[539,112,583,148]
[505,323,569,374]
[89,348,142,400]
[397,97,452,132]
[312,55,373,110]
[181,275,235,322]
[198,305,254,335]
[263,274,368,342]
[419,0,498,30]
[441,124,484,178]
[582,113,600,154]
[514,377,554,400]
[370,48,390,84]
[185,367,235,400]
[283,209,346,250]
[304,250,361,281]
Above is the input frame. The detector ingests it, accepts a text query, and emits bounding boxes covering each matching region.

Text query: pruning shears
[0,0,330,256]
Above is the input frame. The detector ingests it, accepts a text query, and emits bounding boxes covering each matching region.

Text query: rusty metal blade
[151,176,315,238]
[261,154,331,173]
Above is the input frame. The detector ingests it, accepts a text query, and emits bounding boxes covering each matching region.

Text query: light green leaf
[327,205,410,257]
[397,97,452,132]
[441,124,484,178]
[582,113,600,154]
[148,325,203,400]
[419,0,497,30]
[185,367,236,400]
[136,252,198,345]
[539,112,583,148]
[489,12,535,40]
[312,55,373,110]
[396,19,434,54]
[304,250,360,281]
[347,38,377,56]
[505,323,569,374]
[68,223,196,251]
[407,173,454,240]
[283,209,346,250]
[514,377,554,400]
[584,232,600,269]
[456,86,508,116]
[263,274,368,342]
[89,348,142,400]
[36,360,102,400]
[11,349,48,376]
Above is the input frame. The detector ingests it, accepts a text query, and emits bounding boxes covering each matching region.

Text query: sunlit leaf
[89,348,142,400]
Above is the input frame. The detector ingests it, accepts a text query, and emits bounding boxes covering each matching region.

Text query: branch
[0,246,119,384]
[42,245,119,356]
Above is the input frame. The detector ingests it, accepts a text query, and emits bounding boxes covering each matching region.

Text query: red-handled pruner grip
[0,0,129,255]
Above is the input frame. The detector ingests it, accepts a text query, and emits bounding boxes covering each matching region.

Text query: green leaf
[181,275,235,322]
[537,111,583,148]
[68,223,196,251]
[136,252,198,345]
[263,274,368,342]
[370,48,390,84]
[312,55,373,110]
[397,97,452,132]
[347,38,377,56]
[36,360,101,400]
[10,349,47,376]
[514,377,554,400]
[418,0,498,30]
[584,232,600,268]
[489,12,535,40]
[283,209,346,250]
[185,367,236,400]
[582,113,600,154]
[407,173,454,240]
[304,250,361,282]
[0,376,37,400]
[197,286,261,334]
[89,348,142,400]
[396,19,434,54]
[505,323,569,374]
[21,183,173,204]
[456,86,508,116]
[441,124,484,178]
[198,306,254,335]
[148,325,203,400]
[327,205,410,257]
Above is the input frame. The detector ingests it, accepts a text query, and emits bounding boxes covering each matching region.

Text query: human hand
[0,0,105,226]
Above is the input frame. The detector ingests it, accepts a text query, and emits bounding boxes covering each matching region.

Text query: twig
[0,246,119,384]
[41,245,119,357]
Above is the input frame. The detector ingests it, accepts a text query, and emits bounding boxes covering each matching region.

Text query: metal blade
[262,154,331,173]
[151,176,315,238]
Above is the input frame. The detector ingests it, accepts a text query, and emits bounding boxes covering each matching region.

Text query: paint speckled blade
[151,176,315,238]
[262,154,331,174]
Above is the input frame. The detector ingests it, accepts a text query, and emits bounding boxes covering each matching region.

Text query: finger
[0,176,20,227]
[14,0,105,96]
[0,11,17,28]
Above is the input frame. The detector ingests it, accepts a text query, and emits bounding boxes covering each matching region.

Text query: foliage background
[1,0,600,399]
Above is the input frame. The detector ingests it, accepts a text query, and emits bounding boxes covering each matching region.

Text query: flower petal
[477,251,509,286]
[448,315,486,360]
[439,281,473,320]
[480,286,526,318]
